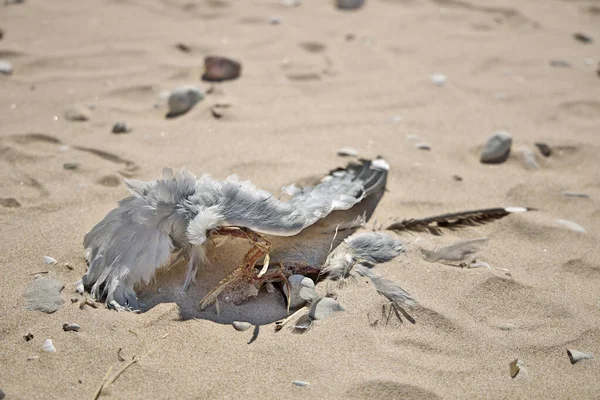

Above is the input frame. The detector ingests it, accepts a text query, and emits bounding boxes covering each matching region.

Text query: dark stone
[535,142,552,157]
[574,33,593,43]
[201,56,241,82]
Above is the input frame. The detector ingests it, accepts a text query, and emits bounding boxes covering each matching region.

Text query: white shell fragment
[292,381,310,387]
[567,349,594,364]
[309,297,344,320]
[43,256,57,265]
[336,146,358,157]
[556,219,586,233]
[232,321,253,332]
[168,86,204,116]
[430,73,447,87]
[509,359,528,379]
[283,275,316,309]
[0,60,13,75]
[43,339,56,353]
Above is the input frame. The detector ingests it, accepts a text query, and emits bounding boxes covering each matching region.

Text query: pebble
[202,56,242,82]
[167,86,204,117]
[280,0,301,6]
[0,389,4,400]
[62,323,81,332]
[535,142,552,157]
[309,297,344,320]
[43,339,56,353]
[111,122,130,134]
[64,106,90,122]
[0,60,13,75]
[430,73,447,87]
[415,142,431,151]
[210,103,231,119]
[63,162,80,170]
[0,197,20,208]
[283,275,316,309]
[556,219,586,233]
[232,321,253,331]
[574,32,593,43]
[292,381,310,387]
[562,192,590,199]
[24,277,65,313]
[27,356,38,361]
[480,131,512,164]
[498,323,516,331]
[509,359,529,379]
[268,16,282,25]
[336,0,365,9]
[23,333,34,341]
[549,59,571,68]
[336,146,358,157]
[43,256,57,265]
[521,147,539,169]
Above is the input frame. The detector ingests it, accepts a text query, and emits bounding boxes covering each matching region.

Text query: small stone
[0,389,4,400]
[64,106,90,122]
[336,146,358,157]
[232,321,253,331]
[42,339,56,353]
[498,323,516,331]
[62,323,81,332]
[0,197,20,208]
[562,192,590,199]
[27,356,39,361]
[549,59,571,68]
[309,297,344,320]
[521,147,539,169]
[64,262,73,270]
[4,0,25,5]
[292,381,310,387]
[574,32,593,43]
[167,86,204,117]
[452,175,463,182]
[63,162,80,170]
[24,277,65,313]
[0,60,13,75]
[283,275,316,309]
[535,142,552,157]
[415,143,431,151]
[23,333,34,341]
[280,0,301,6]
[202,56,241,82]
[175,43,191,53]
[509,359,528,379]
[430,73,447,87]
[336,0,364,10]
[43,256,57,265]
[111,122,130,134]
[480,131,512,164]
[268,16,282,25]
[210,103,231,119]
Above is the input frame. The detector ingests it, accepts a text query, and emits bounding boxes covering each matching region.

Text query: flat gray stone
[24,277,65,313]
[167,86,204,117]
[481,131,512,164]
[336,0,364,9]
[283,275,315,309]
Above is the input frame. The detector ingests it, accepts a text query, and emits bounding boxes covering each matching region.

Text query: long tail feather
[387,207,534,236]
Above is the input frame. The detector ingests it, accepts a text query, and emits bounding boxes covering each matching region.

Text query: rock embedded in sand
[509,359,528,379]
[336,0,365,10]
[480,131,512,164]
[24,277,65,313]
[0,60,13,75]
[232,321,253,331]
[337,146,358,157]
[0,197,20,208]
[111,122,130,134]
[283,275,316,309]
[62,323,81,332]
[43,339,56,353]
[574,32,593,43]
[43,256,57,265]
[63,162,80,170]
[202,56,241,82]
[24,333,34,341]
[167,86,204,117]
[309,297,344,320]
[416,142,431,151]
[535,142,552,157]
[64,106,90,122]
[521,147,539,169]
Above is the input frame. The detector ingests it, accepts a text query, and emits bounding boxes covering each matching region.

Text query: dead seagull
[78,158,531,316]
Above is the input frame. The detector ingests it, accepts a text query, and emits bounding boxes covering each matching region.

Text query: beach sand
[1,0,599,398]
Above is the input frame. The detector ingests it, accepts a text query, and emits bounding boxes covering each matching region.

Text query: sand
[1,0,599,398]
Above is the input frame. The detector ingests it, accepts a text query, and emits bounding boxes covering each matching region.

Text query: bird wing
[219,158,389,237]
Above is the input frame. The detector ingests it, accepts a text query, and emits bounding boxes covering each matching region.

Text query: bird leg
[198,227,271,311]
